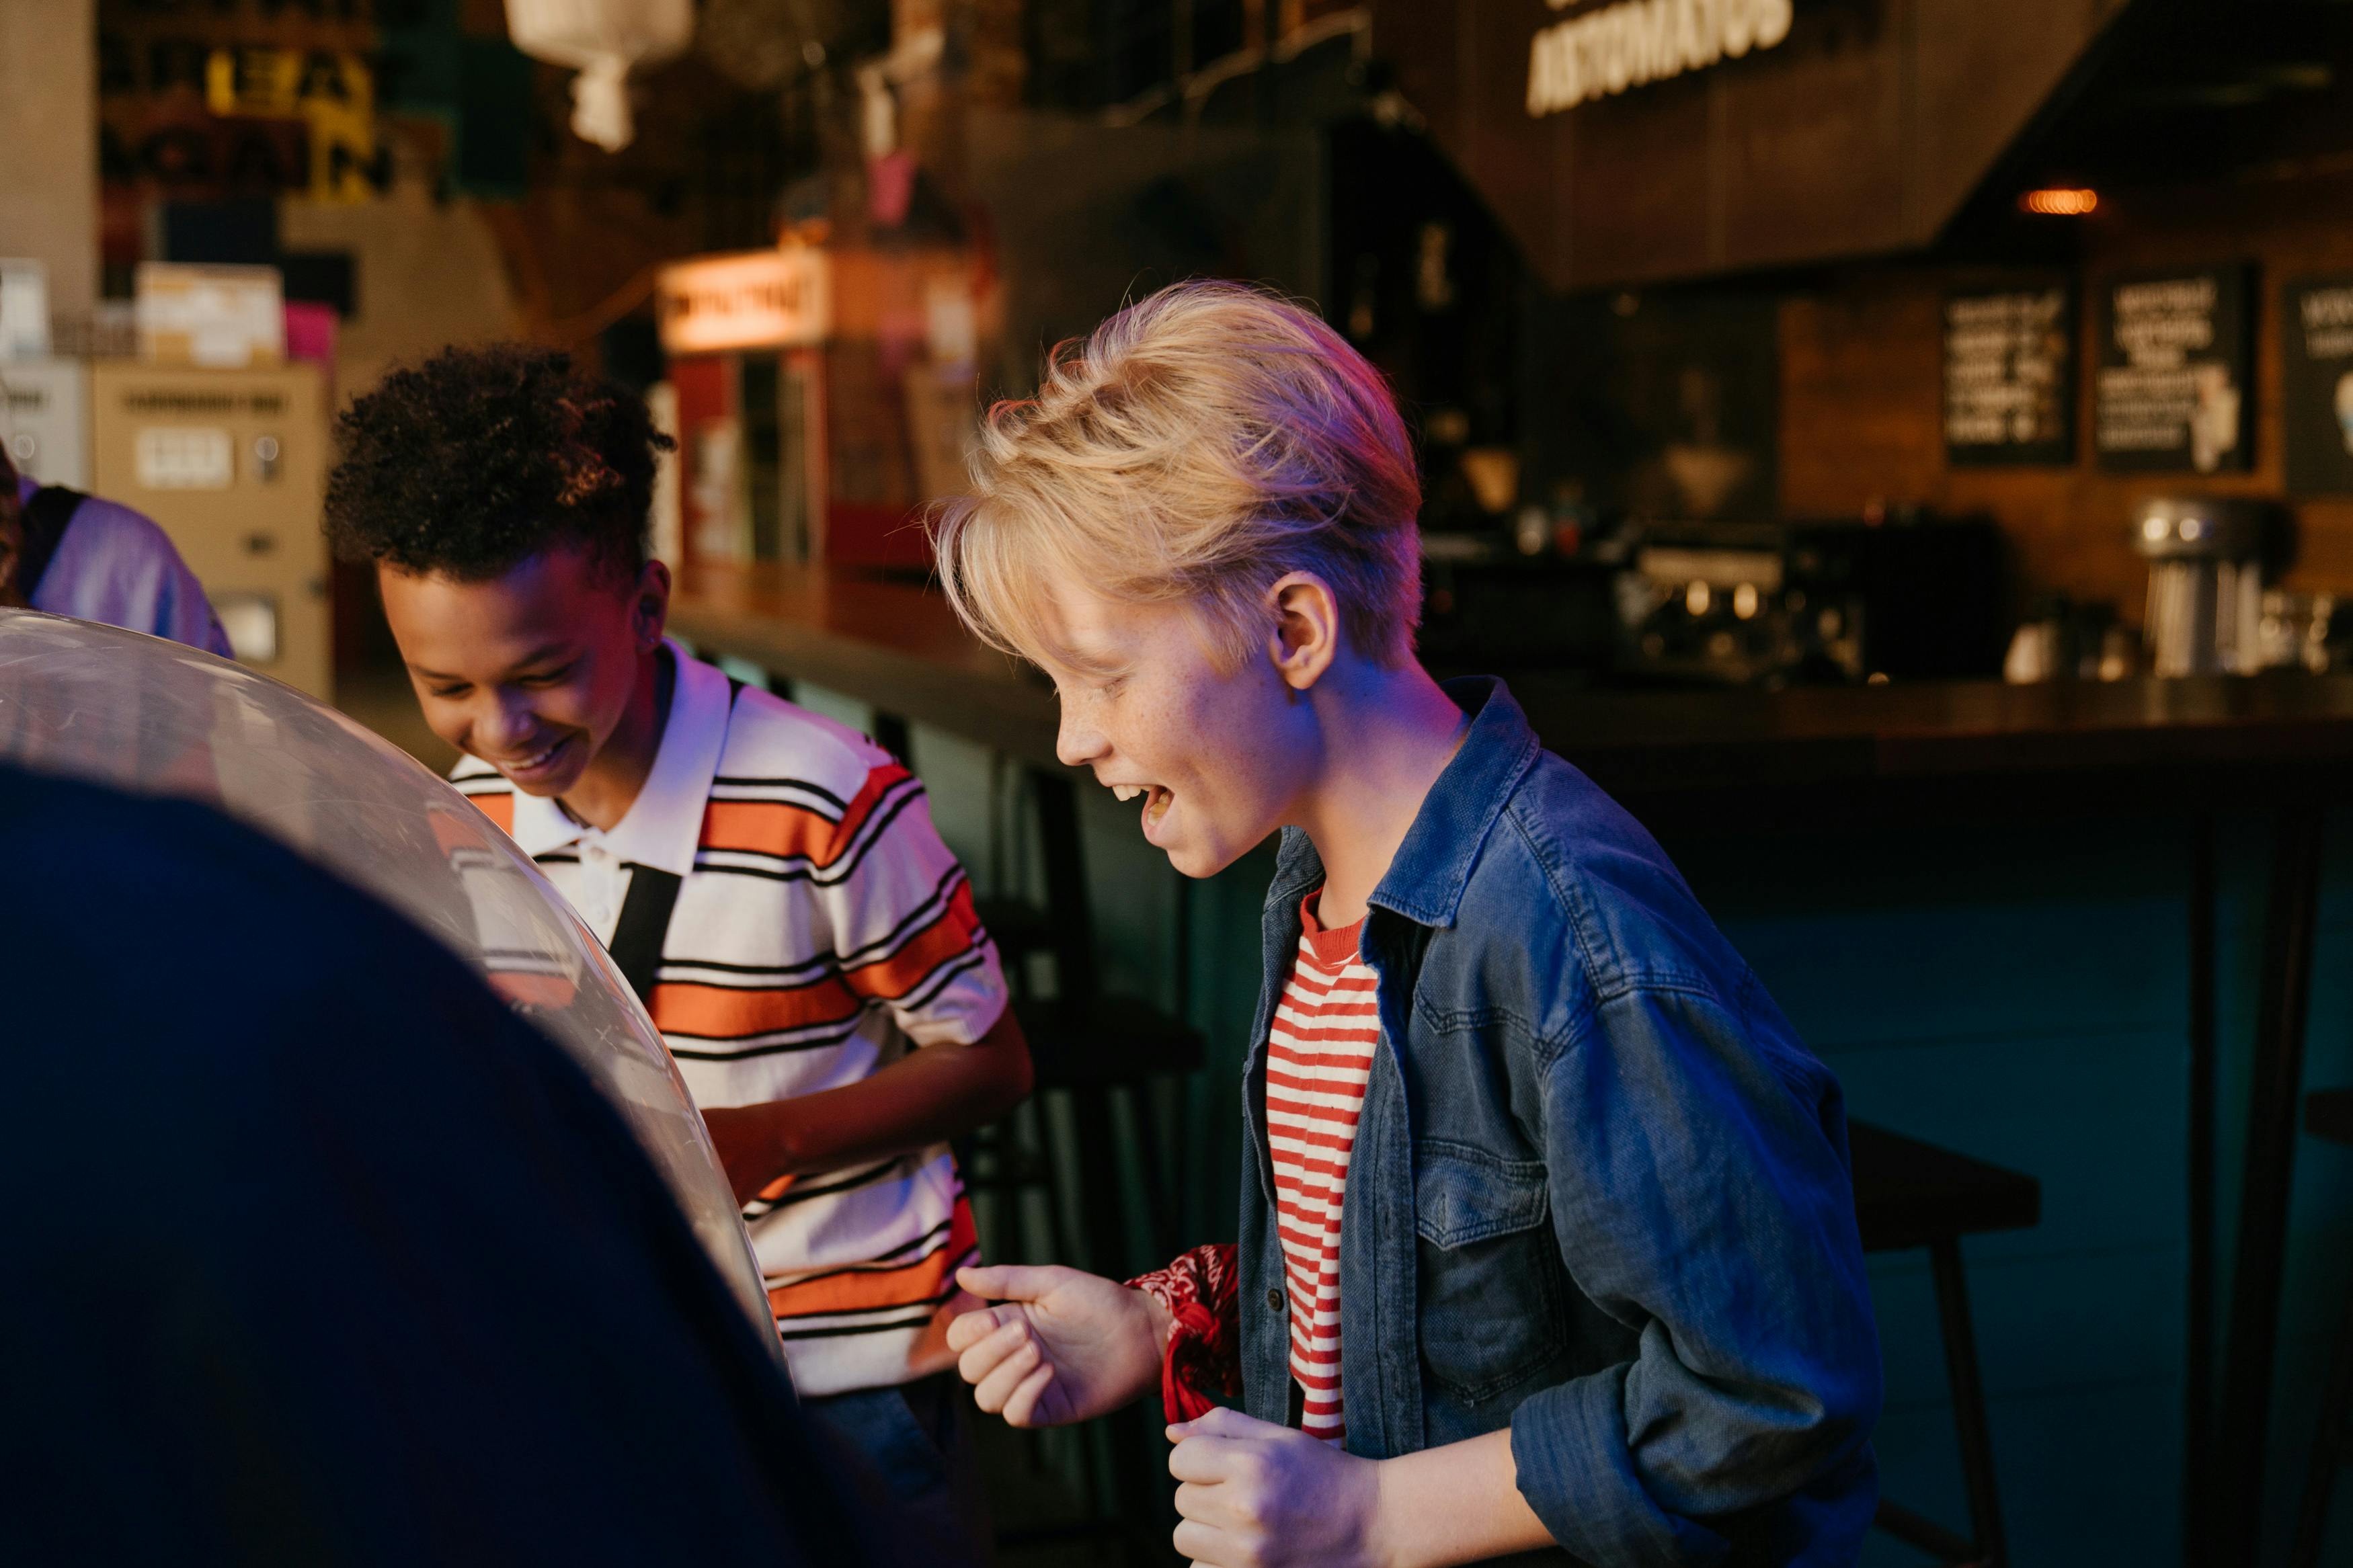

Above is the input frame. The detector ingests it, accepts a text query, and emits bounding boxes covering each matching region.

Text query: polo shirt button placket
[582,843,614,930]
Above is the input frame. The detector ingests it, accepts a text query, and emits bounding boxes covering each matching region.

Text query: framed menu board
[2284,274,2353,495]
[2094,265,2254,473]
[1944,282,2075,466]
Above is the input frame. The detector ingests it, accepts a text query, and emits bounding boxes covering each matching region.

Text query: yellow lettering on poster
[204,48,382,202]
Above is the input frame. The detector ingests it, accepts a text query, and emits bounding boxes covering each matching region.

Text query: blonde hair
[932,280,1423,671]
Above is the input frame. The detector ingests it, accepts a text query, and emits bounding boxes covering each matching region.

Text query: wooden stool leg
[2288,1271,2353,1568]
[1929,1236,2009,1568]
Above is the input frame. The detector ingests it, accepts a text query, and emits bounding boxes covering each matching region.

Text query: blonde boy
[939,283,1880,1567]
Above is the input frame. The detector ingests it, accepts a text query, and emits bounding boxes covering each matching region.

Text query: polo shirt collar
[506,640,729,874]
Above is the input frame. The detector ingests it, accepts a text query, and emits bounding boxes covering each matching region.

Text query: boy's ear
[632,559,672,653]
[1265,572,1339,693]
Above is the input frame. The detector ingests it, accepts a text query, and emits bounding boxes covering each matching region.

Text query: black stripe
[860,1214,957,1262]
[891,944,994,1016]
[712,773,850,809]
[834,864,967,968]
[657,863,967,989]
[667,1021,866,1058]
[659,950,843,989]
[666,937,988,1046]
[763,1219,955,1292]
[770,1273,969,1327]
[707,785,850,819]
[772,1309,952,1342]
[743,1155,908,1213]
[690,786,926,888]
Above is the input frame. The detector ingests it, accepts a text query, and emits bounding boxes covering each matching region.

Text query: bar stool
[2289,1088,2353,1568]
[1848,1120,2042,1568]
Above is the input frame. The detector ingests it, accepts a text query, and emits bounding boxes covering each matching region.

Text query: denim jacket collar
[1265,676,1544,930]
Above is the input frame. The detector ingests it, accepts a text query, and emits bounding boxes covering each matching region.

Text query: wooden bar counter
[670,561,2353,802]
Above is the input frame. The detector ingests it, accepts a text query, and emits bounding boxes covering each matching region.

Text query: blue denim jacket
[1236,678,1880,1567]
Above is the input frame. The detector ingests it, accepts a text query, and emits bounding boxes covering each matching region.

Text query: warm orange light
[2020,188,2099,216]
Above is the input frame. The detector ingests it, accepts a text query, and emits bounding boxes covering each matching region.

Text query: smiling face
[1039,570,1324,878]
[378,542,666,800]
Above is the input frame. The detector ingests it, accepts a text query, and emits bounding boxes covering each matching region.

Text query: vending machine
[1,359,91,488]
[89,362,331,700]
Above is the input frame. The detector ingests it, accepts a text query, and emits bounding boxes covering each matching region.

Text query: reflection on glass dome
[0,609,774,1352]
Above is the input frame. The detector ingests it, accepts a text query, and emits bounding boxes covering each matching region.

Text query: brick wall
[1780,167,2353,616]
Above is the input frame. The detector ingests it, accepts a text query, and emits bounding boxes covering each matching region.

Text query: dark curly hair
[325,344,672,584]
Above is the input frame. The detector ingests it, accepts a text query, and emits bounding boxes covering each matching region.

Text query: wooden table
[670,561,2353,1567]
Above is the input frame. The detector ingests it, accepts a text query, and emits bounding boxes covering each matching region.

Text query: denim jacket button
[1266,1287,1283,1312]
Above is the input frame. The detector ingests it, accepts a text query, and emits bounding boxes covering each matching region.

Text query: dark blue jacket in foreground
[1236,678,1881,1567]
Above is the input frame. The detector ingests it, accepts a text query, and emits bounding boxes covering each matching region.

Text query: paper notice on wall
[0,259,50,362]
[134,425,235,490]
[136,263,286,369]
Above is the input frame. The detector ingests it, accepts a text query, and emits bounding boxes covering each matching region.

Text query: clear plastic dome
[0,610,776,1354]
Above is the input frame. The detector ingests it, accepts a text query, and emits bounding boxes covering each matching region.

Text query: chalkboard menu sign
[2095,265,2254,473]
[2284,274,2353,495]
[1944,284,2075,466]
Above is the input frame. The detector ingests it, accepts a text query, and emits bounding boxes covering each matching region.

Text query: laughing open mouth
[1109,782,1174,829]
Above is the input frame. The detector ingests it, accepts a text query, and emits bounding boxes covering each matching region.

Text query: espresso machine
[1618,514,2007,686]
[2133,497,2286,676]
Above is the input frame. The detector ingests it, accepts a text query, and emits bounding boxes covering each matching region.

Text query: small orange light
[2020,188,2099,216]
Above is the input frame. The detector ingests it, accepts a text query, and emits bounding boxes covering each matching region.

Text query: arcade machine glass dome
[0,610,775,1351]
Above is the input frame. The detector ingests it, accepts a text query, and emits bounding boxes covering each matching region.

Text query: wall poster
[2283,274,2353,495]
[1944,281,2075,466]
[2094,265,2254,474]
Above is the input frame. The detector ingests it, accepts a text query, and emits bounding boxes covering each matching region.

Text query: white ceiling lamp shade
[504,0,695,151]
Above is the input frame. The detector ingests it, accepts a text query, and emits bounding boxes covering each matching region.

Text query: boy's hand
[947,1264,1166,1428]
[1167,1407,1386,1568]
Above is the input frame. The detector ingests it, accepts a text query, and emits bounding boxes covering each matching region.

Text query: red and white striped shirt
[1265,893,1379,1443]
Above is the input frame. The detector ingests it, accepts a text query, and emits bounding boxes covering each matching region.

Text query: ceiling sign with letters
[1527,0,1795,117]
[657,249,833,356]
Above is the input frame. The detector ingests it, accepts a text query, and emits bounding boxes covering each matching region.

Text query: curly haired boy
[329,345,1028,1564]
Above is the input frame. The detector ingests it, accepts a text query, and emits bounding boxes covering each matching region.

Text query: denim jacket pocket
[1412,1139,1569,1406]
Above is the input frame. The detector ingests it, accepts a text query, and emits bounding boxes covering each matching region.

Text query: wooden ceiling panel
[1371,0,2122,291]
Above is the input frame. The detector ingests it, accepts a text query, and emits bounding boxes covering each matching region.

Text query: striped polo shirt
[452,643,1008,1397]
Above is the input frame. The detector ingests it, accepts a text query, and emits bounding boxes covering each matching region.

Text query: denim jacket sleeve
[1506,979,1882,1567]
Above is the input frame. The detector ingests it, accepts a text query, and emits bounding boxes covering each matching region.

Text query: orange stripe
[766,1198,976,1319]
[430,804,492,855]
[842,883,985,1002]
[698,764,912,867]
[699,798,835,861]
[467,790,514,833]
[649,976,864,1039]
